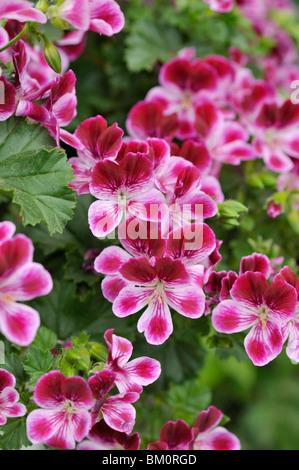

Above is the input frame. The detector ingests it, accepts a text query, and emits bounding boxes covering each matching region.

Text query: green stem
[0,24,29,53]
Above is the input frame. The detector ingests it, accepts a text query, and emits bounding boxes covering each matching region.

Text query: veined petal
[94,246,131,275]
[113,286,151,318]
[61,376,93,409]
[193,426,240,450]
[89,0,125,36]
[239,253,271,278]
[0,262,53,301]
[137,301,173,345]
[165,286,205,318]
[194,406,222,433]
[230,272,268,308]
[244,320,283,366]
[0,221,16,245]
[88,200,123,238]
[33,371,65,408]
[121,357,161,392]
[101,394,138,434]
[0,301,40,346]
[166,223,216,265]
[212,299,257,334]
[101,275,127,302]
[0,234,33,278]
[285,319,299,363]
[263,278,297,322]
[104,328,133,366]
[119,257,157,285]
[0,369,15,390]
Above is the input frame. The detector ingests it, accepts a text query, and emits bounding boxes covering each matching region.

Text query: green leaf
[125,19,182,72]
[0,117,76,234]
[23,348,54,386]
[167,377,211,424]
[0,418,31,450]
[31,327,58,352]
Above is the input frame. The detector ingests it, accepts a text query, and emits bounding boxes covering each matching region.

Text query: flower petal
[0,301,40,346]
[212,299,257,334]
[137,301,173,345]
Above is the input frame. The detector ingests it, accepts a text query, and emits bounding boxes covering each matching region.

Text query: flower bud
[43,37,61,74]
[89,343,108,362]
[35,0,49,13]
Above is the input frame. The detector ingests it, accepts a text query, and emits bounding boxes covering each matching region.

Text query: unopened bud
[43,37,61,74]
[60,363,75,377]
[35,0,49,13]
[90,343,108,362]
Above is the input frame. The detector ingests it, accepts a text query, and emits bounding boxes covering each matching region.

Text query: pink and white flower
[0,369,26,425]
[274,267,299,363]
[88,370,139,433]
[77,419,140,450]
[26,371,94,449]
[251,99,299,173]
[126,100,179,142]
[69,115,124,194]
[103,328,161,393]
[113,256,205,345]
[88,153,165,238]
[0,224,53,346]
[190,406,241,450]
[203,0,234,13]
[194,99,254,166]
[89,0,125,36]
[146,56,218,139]
[95,219,166,301]
[0,0,47,24]
[212,271,297,366]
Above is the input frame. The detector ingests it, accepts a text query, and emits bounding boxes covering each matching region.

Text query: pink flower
[126,100,179,142]
[88,153,165,238]
[26,371,94,449]
[0,223,53,346]
[252,99,299,173]
[48,0,125,36]
[77,419,140,450]
[274,267,299,363]
[69,115,124,194]
[0,0,47,24]
[94,218,166,301]
[203,0,234,13]
[165,222,217,287]
[0,369,26,425]
[146,56,218,139]
[194,99,254,166]
[103,328,161,393]
[88,370,139,433]
[267,200,282,218]
[191,406,241,450]
[212,271,297,366]
[113,256,205,345]
[147,419,193,450]
[89,0,125,36]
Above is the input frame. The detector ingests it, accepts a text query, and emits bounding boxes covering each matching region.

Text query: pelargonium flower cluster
[26,329,161,449]
[94,219,220,345]
[125,43,299,176]
[147,405,241,450]
[210,252,299,366]
[0,221,53,346]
